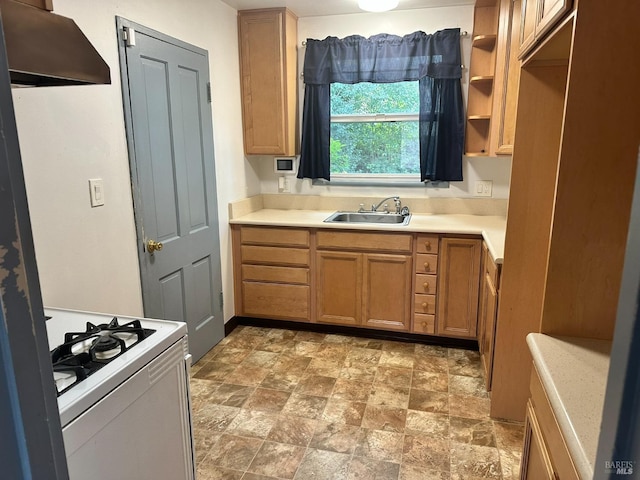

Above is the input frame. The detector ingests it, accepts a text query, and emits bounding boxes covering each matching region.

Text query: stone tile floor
[190,325,524,480]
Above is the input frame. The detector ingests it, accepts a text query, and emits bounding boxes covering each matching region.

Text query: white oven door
[62,338,194,480]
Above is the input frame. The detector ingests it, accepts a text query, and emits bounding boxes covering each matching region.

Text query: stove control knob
[147,239,164,254]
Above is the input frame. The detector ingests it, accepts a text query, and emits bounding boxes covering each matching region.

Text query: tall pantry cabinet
[490,0,640,421]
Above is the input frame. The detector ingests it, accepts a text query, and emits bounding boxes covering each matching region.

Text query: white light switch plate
[89,178,105,207]
[474,180,493,197]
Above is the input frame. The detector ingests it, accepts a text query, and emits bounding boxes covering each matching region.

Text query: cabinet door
[535,0,571,39]
[238,10,296,155]
[519,0,538,57]
[436,238,482,338]
[477,245,489,354]
[491,0,522,155]
[481,272,498,390]
[316,251,362,326]
[363,254,412,331]
[521,401,555,480]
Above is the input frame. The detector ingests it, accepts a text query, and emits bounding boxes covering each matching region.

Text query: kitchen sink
[324,211,411,226]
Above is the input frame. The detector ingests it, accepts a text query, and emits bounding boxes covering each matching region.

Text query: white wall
[12,0,257,320]
[256,5,512,199]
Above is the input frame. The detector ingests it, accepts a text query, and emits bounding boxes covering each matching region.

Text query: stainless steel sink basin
[324,211,411,226]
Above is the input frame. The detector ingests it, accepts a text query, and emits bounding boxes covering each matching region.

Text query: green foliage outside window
[330,82,420,175]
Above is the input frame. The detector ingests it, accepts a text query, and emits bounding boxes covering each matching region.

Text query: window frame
[326,84,431,186]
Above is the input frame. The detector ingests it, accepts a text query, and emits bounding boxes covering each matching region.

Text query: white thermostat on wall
[274,157,297,174]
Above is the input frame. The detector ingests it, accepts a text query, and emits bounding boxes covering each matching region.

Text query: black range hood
[0,0,110,86]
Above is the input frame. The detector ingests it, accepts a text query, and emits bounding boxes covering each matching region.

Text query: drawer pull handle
[422,321,428,327]
[424,262,430,271]
[423,282,429,290]
[425,241,431,250]
[421,302,428,309]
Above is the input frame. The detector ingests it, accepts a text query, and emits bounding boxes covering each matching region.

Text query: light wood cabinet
[489,0,522,155]
[478,242,501,390]
[411,234,440,335]
[521,401,555,480]
[519,0,572,58]
[492,0,639,421]
[232,226,310,321]
[316,251,362,326]
[520,367,579,480]
[467,0,523,156]
[233,226,490,341]
[238,8,298,155]
[535,0,572,39]
[465,0,499,156]
[436,238,482,338]
[315,231,412,331]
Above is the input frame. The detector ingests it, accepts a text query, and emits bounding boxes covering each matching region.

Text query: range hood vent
[0,0,110,86]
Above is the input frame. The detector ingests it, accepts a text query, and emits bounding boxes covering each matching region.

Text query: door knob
[147,239,163,253]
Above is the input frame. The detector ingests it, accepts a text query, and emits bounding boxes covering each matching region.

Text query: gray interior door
[117,18,223,362]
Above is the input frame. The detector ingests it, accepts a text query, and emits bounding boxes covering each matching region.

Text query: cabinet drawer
[529,366,579,480]
[414,294,436,314]
[415,274,437,294]
[416,235,439,254]
[241,245,309,266]
[416,254,438,274]
[413,314,435,334]
[242,282,310,320]
[242,265,309,285]
[241,226,309,247]
[317,231,412,253]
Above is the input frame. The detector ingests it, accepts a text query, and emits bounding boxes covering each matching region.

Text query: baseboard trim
[224,316,240,337]
[229,316,478,351]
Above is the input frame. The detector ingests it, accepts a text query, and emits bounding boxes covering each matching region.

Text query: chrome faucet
[370,196,401,214]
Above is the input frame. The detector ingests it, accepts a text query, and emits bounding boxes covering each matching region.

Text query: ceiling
[219,0,475,18]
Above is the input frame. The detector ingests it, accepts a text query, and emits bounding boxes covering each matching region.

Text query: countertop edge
[526,333,609,480]
[229,209,505,264]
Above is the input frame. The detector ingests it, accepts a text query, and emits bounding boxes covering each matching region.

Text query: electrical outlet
[474,180,493,197]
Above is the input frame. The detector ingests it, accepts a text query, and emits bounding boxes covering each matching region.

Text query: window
[329,82,421,181]
[298,29,464,183]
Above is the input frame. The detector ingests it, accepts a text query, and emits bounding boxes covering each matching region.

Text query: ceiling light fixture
[358,0,399,13]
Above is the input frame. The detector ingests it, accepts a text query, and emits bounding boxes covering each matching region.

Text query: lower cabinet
[520,365,579,480]
[316,233,413,331]
[521,401,555,480]
[233,226,311,322]
[315,251,362,326]
[436,237,482,338]
[233,225,490,341]
[478,242,501,390]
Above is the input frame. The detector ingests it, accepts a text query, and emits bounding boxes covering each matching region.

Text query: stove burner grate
[51,317,155,396]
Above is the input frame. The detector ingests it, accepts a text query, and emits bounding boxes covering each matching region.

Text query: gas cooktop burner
[51,317,155,396]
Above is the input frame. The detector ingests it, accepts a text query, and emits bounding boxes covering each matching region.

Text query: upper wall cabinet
[489,0,522,155]
[465,0,499,156]
[238,8,298,156]
[466,0,521,156]
[519,0,572,58]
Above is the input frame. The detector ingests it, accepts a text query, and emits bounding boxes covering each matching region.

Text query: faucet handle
[358,203,365,212]
[382,203,389,213]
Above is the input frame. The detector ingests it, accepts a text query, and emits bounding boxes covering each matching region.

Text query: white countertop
[229,209,506,263]
[527,333,612,480]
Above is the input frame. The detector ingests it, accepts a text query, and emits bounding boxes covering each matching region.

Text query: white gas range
[45,307,195,480]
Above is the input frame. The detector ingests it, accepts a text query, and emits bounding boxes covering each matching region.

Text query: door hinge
[122,26,136,47]
[207,82,212,104]
[219,291,224,310]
